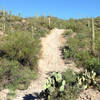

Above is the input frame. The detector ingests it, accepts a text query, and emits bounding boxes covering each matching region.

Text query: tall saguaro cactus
[18,12,21,17]
[35,12,38,18]
[48,15,51,28]
[9,10,12,20]
[43,13,45,23]
[87,16,91,32]
[2,8,6,33]
[91,18,95,55]
[31,26,34,38]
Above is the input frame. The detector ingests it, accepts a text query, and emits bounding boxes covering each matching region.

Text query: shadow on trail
[23,93,41,100]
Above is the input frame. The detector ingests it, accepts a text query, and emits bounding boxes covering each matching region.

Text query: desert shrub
[75,50,90,61]
[63,37,100,75]
[0,59,37,90]
[74,50,91,67]
[64,69,77,83]
[50,17,67,29]
[62,17,100,93]
[62,46,71,59]
[84,57,100,75]
[34,26,49,37]
[45,84,80,100]
[0,31,41,89]
[63,29,73,37]
[61,84,81,100]
[0,59,19,89]
[0,31,41,69]
[63,70,81,100]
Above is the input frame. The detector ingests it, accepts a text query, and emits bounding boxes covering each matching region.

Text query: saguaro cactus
[91,18,95,55]
[35,12,38,18]
[9,10,12,20]
[47,15,51,28]
[2,8,6,33]
[18,12,21,17]
[43,13,45,23]
[31,26,34,38]
[87,16,91,32]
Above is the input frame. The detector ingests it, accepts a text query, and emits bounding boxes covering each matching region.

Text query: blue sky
[0,0,99,19]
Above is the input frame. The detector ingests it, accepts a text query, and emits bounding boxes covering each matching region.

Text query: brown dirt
[77,89,100,100]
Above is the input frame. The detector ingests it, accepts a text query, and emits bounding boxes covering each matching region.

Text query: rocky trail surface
[13,28,73,100]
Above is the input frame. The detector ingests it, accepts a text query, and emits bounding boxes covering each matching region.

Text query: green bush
[64,69,76,83]
[62,85,81,100]
[34,26,49,38]
[84,57,100,75]
[63,29,73,37]
[0,31,41,69]
[0,31,41,90]
[0,59,37,90]
[62,45,76,59]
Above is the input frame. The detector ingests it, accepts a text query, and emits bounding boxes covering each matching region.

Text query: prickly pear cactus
[77,70,96,89]
[42,72,66,99]
[60,80,66,92]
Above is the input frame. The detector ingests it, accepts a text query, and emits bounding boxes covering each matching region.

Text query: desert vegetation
[0,9,100,100]
[38,17,100,100]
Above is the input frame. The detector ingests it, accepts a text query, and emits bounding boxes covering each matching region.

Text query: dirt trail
[12,28,70,100]
[14,28,100,100]
[1,28,74,100]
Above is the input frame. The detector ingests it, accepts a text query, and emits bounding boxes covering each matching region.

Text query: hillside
[0,10,100,100]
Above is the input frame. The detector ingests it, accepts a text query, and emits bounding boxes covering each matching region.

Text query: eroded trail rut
[14,28,69,100]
